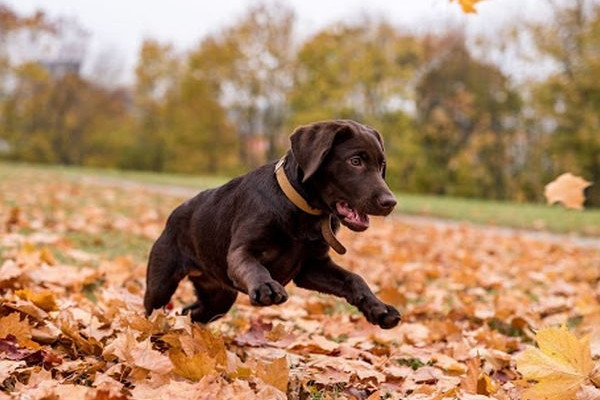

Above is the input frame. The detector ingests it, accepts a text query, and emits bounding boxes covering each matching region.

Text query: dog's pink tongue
[336,202,370,230]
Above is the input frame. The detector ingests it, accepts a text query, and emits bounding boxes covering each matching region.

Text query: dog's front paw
[249,280,288,306]
[377,304,401,329]
[363,302,401,329]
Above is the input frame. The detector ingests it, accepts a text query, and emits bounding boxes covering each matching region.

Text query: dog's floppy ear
[290,121,348,182]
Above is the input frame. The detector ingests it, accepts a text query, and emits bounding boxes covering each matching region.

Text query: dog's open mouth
[336,202,370,231]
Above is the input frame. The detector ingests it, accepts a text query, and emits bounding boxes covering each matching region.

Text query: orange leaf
[0,313,32,345]
[544,173,592,210]
[169,348,216,381]
[460,357,481,394]
[450,0,486,13]
[16,289,58,312]
[255,356,289,393]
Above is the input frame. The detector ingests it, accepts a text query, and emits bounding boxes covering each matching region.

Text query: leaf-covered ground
[1,168,600,399]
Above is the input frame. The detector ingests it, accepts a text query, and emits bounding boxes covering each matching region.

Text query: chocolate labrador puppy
[144,120,401,328]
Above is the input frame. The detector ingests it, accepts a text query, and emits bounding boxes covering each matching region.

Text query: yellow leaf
[190,325,227,365]
[450,0,486,14]
[16,289,58,312]
[255,356,289,393]
[170,349,216,381]
[516,326,594,400]
[39,247,56,265]
[544,173,592,210]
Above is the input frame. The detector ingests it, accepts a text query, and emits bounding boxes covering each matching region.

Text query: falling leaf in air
[544,173,592,210]
[516,326,594,400]
[450,0,486,13]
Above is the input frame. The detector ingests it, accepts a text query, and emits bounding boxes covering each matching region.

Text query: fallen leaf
[0,312,35,347]
[516,326,594,400]
[16,288,59,312]
[460,357,481,394]
[170,348,216,381]
[0,260,22,286]
[544,173,592,210]
[255,356,289,393]
[0,359,25,381]
[103,329,172,374]
[577,384,600,400]
[39,246,56,265]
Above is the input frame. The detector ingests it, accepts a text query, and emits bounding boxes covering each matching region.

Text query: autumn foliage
[0,1,599,204]
[1,165,600,399]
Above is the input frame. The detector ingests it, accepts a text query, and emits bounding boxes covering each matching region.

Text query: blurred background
[0,0,599,205]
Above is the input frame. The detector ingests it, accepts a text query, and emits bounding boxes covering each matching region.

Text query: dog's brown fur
[144,120,400,328]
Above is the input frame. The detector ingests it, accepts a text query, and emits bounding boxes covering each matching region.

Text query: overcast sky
[5,0,546,84]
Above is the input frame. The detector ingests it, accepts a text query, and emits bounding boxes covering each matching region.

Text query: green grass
[64,231,153,262]
[0,161,226,190]
[395,193,600,236]
[2,161,599,236]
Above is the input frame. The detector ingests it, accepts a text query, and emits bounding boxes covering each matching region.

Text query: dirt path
[79,174,600,250]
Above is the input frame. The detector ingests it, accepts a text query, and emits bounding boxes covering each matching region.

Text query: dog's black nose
[377,193,397,210]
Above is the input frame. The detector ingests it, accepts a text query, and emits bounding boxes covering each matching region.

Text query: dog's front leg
[227,245,288,306]
[294,256,401,329]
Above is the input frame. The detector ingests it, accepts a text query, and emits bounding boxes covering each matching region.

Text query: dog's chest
[256,226,323,285]
[256,244,302,283]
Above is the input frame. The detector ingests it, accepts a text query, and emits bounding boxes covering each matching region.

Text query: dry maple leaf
[0,312,36,348]
[0,260,22,286]
[254,356,289,393]
[544,173,592,210]
[103,329,172,374]
[460,357,482,394]
[0,360,25,382]
[450,0,486,13]
[516,326,595,400]
[169,349,216,381]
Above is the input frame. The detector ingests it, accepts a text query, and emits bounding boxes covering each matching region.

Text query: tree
[189,3,296,167]
[129,39,180,171]
[291,19,421,124]
[165,50,238,174]
[290,19,423,190]
[528,0,600,205]
[414,30,522,199]
[2,60,130,165]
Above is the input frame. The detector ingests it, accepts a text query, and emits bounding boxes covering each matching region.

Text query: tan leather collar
[275,157,322,215]
[274,156,346,255]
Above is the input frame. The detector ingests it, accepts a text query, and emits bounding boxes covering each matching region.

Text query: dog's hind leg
[143,234,186,315]
[182,276,238,323]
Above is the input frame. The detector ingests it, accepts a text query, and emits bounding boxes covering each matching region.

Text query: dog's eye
[349,156,362,167]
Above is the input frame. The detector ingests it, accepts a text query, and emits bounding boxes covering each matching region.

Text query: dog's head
[290,119,397,232]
